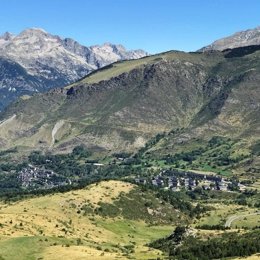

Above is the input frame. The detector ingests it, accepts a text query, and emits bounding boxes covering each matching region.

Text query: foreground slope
[0,179,258,260]
[0,180,183,260]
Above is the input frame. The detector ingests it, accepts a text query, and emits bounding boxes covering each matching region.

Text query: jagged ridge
[0,28,148,110]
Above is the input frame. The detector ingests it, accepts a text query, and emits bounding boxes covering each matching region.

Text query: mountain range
[0,28,147,110]
[0,45,259,168]
[0,26,259,172]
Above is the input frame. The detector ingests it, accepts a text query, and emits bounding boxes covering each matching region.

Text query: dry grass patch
[83,180,133,206]
[41,245,126,260]
[0,181,173,259]
[0,181,134,240]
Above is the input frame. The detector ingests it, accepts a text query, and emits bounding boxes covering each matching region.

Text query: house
[172,186,180,192]
[217,180,228,191]
[152,177,164,186]
[238,183,247,191]
[188,178,196,190]
[202,184,211,190]
[184,178,189,188]
[135,178,147,185]
[168,177,178,187]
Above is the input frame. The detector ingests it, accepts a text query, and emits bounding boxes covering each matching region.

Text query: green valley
[0,42,259,260]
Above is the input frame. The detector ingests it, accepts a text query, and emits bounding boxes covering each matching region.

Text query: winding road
[224,211,260,228]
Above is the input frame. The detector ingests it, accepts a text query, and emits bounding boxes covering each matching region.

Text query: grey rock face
[200,26,260,51]
[0,28,148,110]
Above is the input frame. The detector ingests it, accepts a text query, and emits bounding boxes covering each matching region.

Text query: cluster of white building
[135,169,247,192]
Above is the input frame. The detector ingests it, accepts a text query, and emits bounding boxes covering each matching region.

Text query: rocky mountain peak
[20,27,48,34]
[0,27,148,111]
[15,28,61,44]
[0,32,14,41]
[102,42,125,50]
[200,26,260,51]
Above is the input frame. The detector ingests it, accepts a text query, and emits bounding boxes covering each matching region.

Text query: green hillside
[0,47,259,175]
[0,180,188,260]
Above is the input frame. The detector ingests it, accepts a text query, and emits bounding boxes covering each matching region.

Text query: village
[17,164,70,190]
[17,159,249,193]
[135,169,248,192]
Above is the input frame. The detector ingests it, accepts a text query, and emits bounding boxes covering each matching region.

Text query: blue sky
[0,0,260,53]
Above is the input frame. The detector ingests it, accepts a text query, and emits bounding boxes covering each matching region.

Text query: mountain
[200,26,260,51]
[0,28,148,110]
[0,42,259,260]
[0,57,43,110]
[0,46,259,171]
